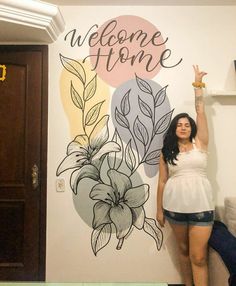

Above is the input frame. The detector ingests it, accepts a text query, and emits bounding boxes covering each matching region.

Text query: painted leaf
[70,81,83,110]
[60,53,86,85]
[125,139,136,171]
[138,96,153,118]
[85,101,104,126]
[143,217,163,250]
[154,85,168,107]
[136,74,152,94]
[91,223,112,256]
[133,116,149,146]
[115,107,129,129]
[120,89,131,116]
[84,74,97,101]
[154,109,174,135]
[107,129,123,170]
[144,149,161,165]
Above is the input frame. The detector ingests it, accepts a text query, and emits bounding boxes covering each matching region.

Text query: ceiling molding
[0,0,65,43]
[46,0,236,5]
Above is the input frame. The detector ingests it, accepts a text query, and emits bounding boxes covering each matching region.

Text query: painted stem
[128,126,140,164]
[81,108,86,135]
[116,238,124,250]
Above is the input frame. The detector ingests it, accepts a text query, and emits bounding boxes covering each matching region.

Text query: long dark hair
[162,113,197,165]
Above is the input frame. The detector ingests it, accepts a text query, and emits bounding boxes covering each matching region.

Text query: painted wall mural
[56,15,182,256]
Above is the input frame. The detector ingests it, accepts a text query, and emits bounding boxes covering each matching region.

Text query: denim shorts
[164,209,214,226]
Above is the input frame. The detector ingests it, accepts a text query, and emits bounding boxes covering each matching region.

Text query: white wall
[47,5,236,283]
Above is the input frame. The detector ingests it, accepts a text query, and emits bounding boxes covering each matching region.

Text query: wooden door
[0,45,47,281]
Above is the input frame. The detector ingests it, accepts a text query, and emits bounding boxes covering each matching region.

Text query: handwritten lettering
[83,47,182,72]
[64,24,98,47]
[64,19,182,72]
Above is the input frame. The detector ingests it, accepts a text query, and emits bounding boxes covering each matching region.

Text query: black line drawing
[57,54,174,255]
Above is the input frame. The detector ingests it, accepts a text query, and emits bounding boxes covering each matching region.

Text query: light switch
[56,178,65,192]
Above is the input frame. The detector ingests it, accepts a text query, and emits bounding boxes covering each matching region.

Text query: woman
[156,65,214,286]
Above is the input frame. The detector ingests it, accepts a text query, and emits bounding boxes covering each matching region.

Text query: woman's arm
[193,65,209,149]
[156,153,168,227]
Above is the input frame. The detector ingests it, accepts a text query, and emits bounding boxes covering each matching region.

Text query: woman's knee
[178,243,189,257]
[190,252,207,267]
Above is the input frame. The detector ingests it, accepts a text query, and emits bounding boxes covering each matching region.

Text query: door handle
[32,164,39,189]
[0,64,6,81]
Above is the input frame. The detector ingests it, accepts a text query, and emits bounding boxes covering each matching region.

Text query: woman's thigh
[189,225,213,259]
[169,223,189,254]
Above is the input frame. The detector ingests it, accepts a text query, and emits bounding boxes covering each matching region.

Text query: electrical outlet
[56,178,65,192]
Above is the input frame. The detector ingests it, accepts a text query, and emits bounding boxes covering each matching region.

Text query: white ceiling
[46,0,236,5]
[0,0,236,44]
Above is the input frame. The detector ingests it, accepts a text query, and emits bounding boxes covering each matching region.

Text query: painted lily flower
[56,115,121,194]
[90,169,149,247]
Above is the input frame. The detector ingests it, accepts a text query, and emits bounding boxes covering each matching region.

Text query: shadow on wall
[206,94,236,208]
[205,96,219,207]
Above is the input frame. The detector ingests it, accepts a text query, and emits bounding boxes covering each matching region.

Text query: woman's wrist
[192,81,205,88]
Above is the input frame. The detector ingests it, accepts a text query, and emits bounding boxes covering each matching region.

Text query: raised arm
[192,65,208,150]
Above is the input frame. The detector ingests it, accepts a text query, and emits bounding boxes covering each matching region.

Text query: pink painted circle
[89,15,166,87]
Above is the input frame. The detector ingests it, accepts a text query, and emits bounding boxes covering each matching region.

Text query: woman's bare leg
[169,223,193,286]
[189,225,213,286]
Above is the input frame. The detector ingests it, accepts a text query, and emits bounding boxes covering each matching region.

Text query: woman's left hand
[193,64,207,82]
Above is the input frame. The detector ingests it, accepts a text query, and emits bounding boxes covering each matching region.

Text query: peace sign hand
[193,65,207,82]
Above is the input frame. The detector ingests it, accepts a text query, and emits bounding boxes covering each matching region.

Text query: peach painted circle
[89,15,166,87]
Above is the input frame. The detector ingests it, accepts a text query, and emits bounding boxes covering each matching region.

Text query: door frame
[0,45,48,280]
